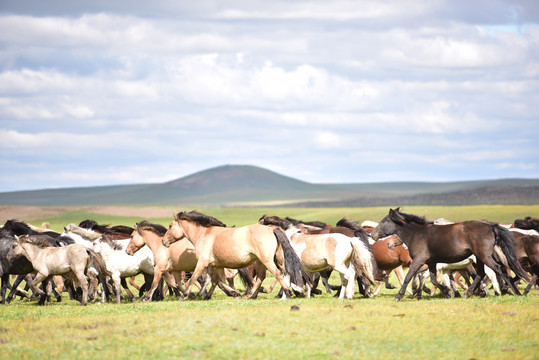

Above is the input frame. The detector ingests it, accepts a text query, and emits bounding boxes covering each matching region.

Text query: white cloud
[0,1,538,191]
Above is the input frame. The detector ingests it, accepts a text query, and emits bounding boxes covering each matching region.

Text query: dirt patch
[0,206,72,222]
[0,205,180,223]
[83,206,178,218]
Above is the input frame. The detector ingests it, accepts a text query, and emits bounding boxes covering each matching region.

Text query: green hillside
[0,165,538,206]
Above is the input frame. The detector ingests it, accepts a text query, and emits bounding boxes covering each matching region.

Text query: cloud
[0,1,537,191]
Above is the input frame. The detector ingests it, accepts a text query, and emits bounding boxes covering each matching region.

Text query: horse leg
[428,264,453,298]
[393,266,414,295]
[111,273,123,304]
[0,274,9,304]
[334,264,355,299]
[465,261,487,298]
[87,271,99,303]
[484,266,500,296]
[129,276,141,291]
[29,273,48,298]
[182,260,211,300]
[164,271,183,298]
[141,265,169,302]
[198,272,212,299]
[52,275,64,302]
[43,278,53,305]
[120,278,135,302]
[245,261,268,299]
[395,260,427,301]
[5,274,27,303]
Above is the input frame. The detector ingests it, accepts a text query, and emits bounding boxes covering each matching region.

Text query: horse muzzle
[161,239,170,248]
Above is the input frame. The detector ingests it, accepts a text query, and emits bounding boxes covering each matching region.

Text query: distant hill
[0,164,538,206]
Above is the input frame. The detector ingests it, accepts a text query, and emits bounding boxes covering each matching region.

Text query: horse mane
[259,215,293,230]
[336,218,361,230]
[136,221,167,236]
[18,234,53,248]
[3,219,34,235]
[513,217,539,232]
[79,219,133,236]
[285,217,328,229]
[65,224,102,241]
[176,211,226,228]
[335,218,370,243]
[98,235,124,251]
[392,209,433,225]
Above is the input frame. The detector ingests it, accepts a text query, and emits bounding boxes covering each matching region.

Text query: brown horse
[372,208,531,301]
[370,235,413,296]
[7,235,106,305]
[162,211,304,299]
[511,231,539,295]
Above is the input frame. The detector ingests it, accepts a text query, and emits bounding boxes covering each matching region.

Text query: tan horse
[162,211,304,299]
[7,235,106,305]
[126,221,203,301]
[127,221,250,300]
[259,215,375,299]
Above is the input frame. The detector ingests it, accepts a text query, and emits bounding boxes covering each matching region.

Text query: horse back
[413,221,493,261]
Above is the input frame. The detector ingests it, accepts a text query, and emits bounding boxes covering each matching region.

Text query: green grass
[0,275,537,360]
[16,204,539,232]
[1,205,538,359]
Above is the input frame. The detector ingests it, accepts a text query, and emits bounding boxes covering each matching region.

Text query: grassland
[7,204,539,232]
[0,275,537,360]
[0,205,538,359]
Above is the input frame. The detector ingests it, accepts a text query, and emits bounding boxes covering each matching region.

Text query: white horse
[62,224,155,303]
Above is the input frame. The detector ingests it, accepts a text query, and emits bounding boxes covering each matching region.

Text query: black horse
[371,208,531,301]
[0,234,39,304]
[1,220,75,304]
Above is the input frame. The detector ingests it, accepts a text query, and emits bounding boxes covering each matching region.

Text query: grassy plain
[10,204,539,232]
[0,276,537,360]
[0,205,538,359]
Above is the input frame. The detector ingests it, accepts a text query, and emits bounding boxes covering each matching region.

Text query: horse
[78,220,143,292]
[513,217,539,233]
[162,211,304,299]
[371,208,531,301]
[7,235,106,305]
[91,234,155,304]
[0,234,41,304]
[2,219,61,239]
[126,221,201,301]
[62,224,139,303]
[510,231,539,295]
[258,215,375,299]
[369,235,413,296]
[1,220,75,303]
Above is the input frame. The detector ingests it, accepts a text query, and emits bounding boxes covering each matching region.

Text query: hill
[0,164,538,206]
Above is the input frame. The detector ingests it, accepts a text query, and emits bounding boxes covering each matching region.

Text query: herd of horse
[0,208,537,305]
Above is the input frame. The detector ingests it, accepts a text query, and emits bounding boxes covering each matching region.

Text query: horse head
[126,225,144,255]
[372,208,402,240]
[162,217,186,247]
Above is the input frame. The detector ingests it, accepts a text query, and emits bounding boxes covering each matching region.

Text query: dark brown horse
[511,231,539,295]
[371,208,531,301]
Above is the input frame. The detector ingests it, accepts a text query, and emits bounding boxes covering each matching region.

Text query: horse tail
[273,228,305,288]
[237,267,254,290]
[354,229,380,282]
[492,224,531,282]
[350,237,376,285]
[86,249,110,277]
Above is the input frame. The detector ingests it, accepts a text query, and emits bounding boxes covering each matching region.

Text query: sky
[0,0,538,192]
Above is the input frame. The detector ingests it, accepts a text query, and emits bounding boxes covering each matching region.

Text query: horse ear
[173,212,179,221]
[395,207,400,213]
